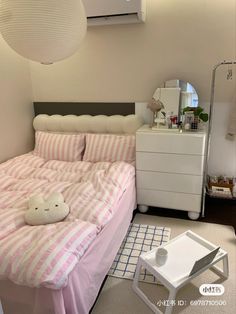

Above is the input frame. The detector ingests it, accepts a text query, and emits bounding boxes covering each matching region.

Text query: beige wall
[29,0,236,175]
[30,0,236,103]
[0,37,34,162]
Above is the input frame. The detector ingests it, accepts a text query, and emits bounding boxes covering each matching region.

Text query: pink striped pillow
[83,134,135,163]
[34,131,85,162]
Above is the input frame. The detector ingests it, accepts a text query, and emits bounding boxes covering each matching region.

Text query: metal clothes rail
[202,60,236,216]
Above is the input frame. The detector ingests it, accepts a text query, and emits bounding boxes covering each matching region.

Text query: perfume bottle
[166,111,173,128]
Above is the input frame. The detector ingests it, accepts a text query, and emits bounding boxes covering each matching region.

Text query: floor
[92,214,236,314]
[203,196,236,231]
[91,197,236,313]
[144,195,236,232]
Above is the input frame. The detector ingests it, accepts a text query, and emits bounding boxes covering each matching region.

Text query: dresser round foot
[188,211,200,220]
[138,205,149,213]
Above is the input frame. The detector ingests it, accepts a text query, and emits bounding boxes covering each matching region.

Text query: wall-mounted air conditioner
[82,0,146,26]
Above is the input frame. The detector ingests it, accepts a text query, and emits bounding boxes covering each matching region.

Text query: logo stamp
[199,284,225,296]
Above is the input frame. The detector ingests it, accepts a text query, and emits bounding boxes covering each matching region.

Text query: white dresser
[136,125,206,220]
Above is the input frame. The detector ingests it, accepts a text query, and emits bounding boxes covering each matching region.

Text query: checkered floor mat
[108,223,171,283]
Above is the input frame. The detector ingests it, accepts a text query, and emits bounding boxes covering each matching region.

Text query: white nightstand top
[137,124,206,137]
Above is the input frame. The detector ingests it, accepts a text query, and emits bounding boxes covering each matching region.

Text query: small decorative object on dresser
[136,125,206,220]
[147,97,165,127]
[183,106,208,131]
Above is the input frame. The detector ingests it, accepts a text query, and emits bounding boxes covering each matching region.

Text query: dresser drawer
[136,171,203,194]
[136,132,206,155]
[137,189,201,213]
[136,152,204,175]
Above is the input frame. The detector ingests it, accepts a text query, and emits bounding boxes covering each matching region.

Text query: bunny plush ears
[25,193,70,226]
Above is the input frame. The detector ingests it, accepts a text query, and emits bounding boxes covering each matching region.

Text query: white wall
[208,102,236,176]
[29,0,236,175]
[0,37,34,162]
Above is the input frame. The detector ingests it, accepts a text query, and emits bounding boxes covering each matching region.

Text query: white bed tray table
[132,230,228,314]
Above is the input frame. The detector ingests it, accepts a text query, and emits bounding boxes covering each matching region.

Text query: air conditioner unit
[82,0,146,26]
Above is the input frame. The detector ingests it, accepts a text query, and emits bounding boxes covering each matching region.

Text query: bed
[0,106,143,314]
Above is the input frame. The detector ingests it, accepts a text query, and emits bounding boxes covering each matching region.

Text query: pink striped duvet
[0,153,135,289]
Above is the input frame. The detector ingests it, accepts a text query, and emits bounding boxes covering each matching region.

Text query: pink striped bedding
[0,208,25,240]
[0,221,97,289]
[0,182,136,314]
[0,153,135,289]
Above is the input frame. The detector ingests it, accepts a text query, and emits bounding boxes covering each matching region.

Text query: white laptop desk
[132,230,228,314]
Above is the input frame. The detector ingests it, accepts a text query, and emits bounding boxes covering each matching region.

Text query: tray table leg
[164,288,177,314]
[133,258,142,288]
[222,255,229,278]
[132,260,163,314]
[210,255,229,278]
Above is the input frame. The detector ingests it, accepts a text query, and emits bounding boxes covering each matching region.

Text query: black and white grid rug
[108,223,171,284]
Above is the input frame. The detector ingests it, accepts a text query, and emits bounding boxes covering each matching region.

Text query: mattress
[0,153,136,313]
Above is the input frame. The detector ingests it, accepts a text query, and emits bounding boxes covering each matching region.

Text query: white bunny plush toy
[25,193,70,226]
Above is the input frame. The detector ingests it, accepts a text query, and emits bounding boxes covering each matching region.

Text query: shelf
[205,189,236,201]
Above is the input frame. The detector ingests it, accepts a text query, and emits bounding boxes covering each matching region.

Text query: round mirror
[152,79,199,118]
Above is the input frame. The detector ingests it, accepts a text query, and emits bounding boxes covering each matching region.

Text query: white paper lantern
[0,0,87,64]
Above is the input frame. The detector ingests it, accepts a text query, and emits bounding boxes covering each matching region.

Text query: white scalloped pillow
[34,131,85,161]
[83,133,135,163]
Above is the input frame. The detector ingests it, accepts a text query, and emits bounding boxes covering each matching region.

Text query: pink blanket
[0,153,135,290]
[0,181,136,314]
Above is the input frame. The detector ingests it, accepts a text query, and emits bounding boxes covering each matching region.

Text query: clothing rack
[202,60,236,216]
